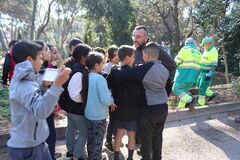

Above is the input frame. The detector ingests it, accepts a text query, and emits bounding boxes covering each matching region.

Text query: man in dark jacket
[112,42,170,160]
[132,25,176,96]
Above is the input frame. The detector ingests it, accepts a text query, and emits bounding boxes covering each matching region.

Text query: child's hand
[42,81,52,88]
[110,103,117,112]
[54,65,71,87]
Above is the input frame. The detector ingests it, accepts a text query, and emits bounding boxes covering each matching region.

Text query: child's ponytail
[81,66,90,105]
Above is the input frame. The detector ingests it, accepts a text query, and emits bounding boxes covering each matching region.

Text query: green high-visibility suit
[172,44,201,108]
[197,46,218,105]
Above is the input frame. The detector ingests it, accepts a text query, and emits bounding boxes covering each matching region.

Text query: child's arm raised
[17,66,71,119]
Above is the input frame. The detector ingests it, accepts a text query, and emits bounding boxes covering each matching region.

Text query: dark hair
[34,41,49,68]
[142,42,159,59]
[34,41,45,48]
[82,52,104,103]
[47,44,54,51]
[93,47,106,55]
[107,45,118,60]
[69,38,83,49]
[134,25,149,35]
[9,40,19,48]
[12,40,42,64]
[118,45,134,61]
[64,44,92,67]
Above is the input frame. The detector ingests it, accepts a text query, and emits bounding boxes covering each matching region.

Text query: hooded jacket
[7,60,63,148]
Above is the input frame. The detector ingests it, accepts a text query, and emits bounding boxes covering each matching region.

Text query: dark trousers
[87,119,106,160]
[139,105,168,160]
[106,112,115,143]
[46,114,56,160]
[8,142,52,160]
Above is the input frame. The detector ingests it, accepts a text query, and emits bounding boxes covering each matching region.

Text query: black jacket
[2,52,12,85]
[133,43,176,96]
[60,62,85,115]
[107,65,146,121]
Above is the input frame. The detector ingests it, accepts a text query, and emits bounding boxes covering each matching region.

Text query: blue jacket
[85,72,113,120]
[7,60,63,148]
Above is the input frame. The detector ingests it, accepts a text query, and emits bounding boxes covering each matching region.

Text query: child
[35,41,58,160]
[68,38,83,57]
[7,40,71,160]
[108,45,141,160]
[112,42,170,160]
[103,45,119,75]
[103,45,119,152]
[62,44,91,160]
[81,51,116,160]
[47,44,60,68]
[2,40,18,87]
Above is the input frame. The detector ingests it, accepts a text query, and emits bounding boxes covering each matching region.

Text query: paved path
[1,110,240,160]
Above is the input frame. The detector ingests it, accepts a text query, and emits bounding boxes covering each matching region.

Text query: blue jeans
[8,142,52,160]
[46,114,56,160]
[65,113,88,158]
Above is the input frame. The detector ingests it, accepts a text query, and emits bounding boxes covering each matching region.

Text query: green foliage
[82,0,136,46]
[194,0,240,74]
[194,0,228,34]
[232,78,240,97]
[0,89,10,118]
[169,44,180,58]
[218,3,240,73]
[0,0,32,22]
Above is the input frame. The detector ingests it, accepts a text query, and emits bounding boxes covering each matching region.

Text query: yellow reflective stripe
[178,61,201,68]
[179,92,187,99]
[183,60,201,64]
[200,66,212,70]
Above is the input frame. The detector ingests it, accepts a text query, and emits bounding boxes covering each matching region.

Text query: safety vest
[175,47,201,70]
[200,46,218,71]
[173,47,201,83]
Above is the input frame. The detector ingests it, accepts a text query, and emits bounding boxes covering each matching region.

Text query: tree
[35,0,55,39]
[30,0,38,40]
[194,0,233,83]
[82,0,136,46]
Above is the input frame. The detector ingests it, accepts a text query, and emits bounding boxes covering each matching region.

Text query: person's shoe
[207,92,218,101]
[65,151,73,160]
[136,148,142,155]
[105,142,114,152]
[198,96,206,106]
[186,97,196,111]
[54,152,62,159]
[234,117,240,124]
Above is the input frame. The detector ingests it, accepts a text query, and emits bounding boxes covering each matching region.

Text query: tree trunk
[222,42,230,84]
[30,0,38,40]
[35,0,54,39]
[172,0,181,47]
[0,28,7,51]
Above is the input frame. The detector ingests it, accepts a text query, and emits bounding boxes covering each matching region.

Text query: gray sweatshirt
[7,60,63,148]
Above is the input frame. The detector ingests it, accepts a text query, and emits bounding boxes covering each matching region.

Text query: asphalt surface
[1,110,240,160]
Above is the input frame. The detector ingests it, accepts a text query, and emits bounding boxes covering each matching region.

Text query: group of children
[5,35,170,160]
